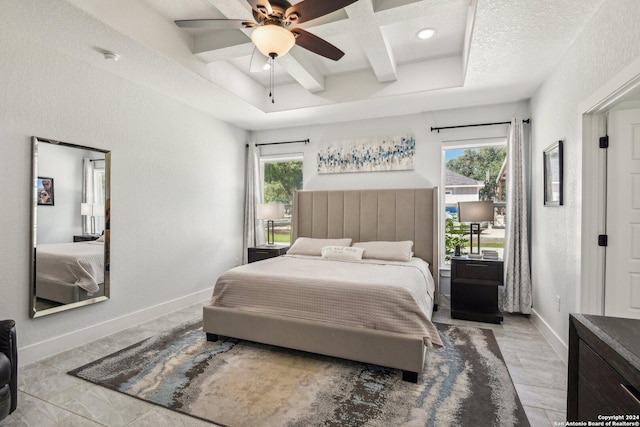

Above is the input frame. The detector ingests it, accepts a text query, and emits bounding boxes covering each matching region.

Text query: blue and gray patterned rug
[68,320,529,426]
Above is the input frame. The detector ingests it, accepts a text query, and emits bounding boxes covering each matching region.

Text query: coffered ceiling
[2,0,605,130]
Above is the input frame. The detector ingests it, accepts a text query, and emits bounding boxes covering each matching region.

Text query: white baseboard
[530,308,568,364]
[19,288,212,366]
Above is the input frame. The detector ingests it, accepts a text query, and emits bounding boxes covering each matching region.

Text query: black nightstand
[73,234,101,242]
[248,245,289,263]
[451,256,504,323]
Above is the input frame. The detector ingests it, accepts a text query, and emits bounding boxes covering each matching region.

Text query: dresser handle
[467,263,488,268]
[621,383,640,404]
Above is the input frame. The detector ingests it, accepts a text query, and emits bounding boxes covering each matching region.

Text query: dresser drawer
[577,340,640,419]
[454,261,501,282]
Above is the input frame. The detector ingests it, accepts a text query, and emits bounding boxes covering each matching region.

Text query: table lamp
[81,203,105,235]
[257,203,285,246]
[457,201,494,254]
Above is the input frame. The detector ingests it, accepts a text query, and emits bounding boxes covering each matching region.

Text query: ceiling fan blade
[174,19,250,30]
[285,0,358,24]
[291,28,344,61]
[247,0,273,17]
[249,48,269,73]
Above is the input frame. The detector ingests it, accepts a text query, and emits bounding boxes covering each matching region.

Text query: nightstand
[73,234,100,242]
[248,245,289,263]
[451,256,504,323]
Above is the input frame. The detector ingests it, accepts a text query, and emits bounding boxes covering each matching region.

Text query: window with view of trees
[261,155,303,244]
[443,144,507,261]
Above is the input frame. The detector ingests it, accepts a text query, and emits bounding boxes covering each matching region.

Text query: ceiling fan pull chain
[269,55,275,104]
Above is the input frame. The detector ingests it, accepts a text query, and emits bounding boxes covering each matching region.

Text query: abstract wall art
[317,135,415,174]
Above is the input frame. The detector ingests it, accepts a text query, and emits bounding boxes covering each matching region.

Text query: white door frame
[579,56,640,315]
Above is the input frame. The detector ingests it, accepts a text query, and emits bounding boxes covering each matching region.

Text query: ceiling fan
[175,0,358,62]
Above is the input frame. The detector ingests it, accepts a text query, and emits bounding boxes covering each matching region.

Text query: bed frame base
[203,306,425,383]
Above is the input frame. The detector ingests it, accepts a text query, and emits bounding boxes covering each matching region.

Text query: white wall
[252,101,529,192]
[530,0,640,357]
[0,26,247,363]
[36,144,94,244]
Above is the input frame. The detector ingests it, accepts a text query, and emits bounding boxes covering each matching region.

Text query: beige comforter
[210,254,443,347]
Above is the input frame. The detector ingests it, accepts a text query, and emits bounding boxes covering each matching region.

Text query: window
[260,154,303,244]
[442,140,507,262]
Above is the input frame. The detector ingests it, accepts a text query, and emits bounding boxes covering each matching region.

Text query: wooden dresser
[568,314,640,421]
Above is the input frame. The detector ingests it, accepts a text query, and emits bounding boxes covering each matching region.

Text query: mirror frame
[30,136,111,318]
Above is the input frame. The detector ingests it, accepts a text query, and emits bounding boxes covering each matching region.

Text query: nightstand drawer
[454,261,501,281]
[250,250,277,262]
[248,246,289,263]
[73,234,100,242]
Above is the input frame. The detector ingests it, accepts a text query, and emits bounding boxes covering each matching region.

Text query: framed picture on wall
[543,141,563,206]
[37,177,55,206]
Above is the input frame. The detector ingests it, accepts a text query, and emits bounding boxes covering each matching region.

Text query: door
[605,108,640,319]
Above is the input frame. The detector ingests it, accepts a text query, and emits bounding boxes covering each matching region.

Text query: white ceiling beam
[205,0,253,20]
[345,0,397,83]
[278,49,325,93]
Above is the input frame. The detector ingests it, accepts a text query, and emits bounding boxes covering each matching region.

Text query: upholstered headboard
[292,188,439,302]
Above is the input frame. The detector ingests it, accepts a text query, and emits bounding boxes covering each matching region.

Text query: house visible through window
[443,141,507,262]
[260,154,303,245]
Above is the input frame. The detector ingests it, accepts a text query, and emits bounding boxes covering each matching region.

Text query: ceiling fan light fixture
[251,24,296,58]
[417,28,436,40]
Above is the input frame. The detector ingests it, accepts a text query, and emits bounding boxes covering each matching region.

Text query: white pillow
[287,237,353,256]
[353,241,414,262]
[96,235,105,242]
[321,245,364,261]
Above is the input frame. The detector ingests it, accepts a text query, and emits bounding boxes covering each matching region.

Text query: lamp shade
[457,201,494,223]
[251,24,296,58]
[256,203,285,220]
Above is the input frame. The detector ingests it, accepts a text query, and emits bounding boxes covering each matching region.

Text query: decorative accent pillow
[287,237,353,256]
[321,245,364,261]
[353,241,414,262]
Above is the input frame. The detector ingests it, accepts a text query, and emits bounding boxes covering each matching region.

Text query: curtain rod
[430,118,530,133]
[246,139,310,148]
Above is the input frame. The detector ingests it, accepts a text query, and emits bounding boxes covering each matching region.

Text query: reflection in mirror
[30,137,110,318]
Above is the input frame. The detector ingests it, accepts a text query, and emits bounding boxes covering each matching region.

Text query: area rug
[68,321,529,427]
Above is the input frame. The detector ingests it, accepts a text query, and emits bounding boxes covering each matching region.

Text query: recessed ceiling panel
[380,7,467,65]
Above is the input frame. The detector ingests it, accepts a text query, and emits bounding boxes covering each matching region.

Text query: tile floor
[1,296,567,426]
[433,296,568,426]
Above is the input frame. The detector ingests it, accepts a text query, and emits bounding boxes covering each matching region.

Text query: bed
[204,188,440,382]
[35,241,105,304]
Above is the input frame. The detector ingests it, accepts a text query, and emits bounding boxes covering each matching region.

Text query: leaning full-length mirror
[30,137,110,318]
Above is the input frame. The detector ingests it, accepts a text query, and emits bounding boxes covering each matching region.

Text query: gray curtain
[82,159,106,235]
[501,117,532,314]
[243,144,265,264]
[82,158,93,234]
